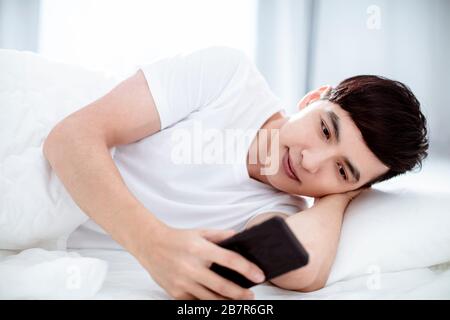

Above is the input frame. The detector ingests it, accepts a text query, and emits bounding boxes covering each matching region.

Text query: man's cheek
[261,130,280,176]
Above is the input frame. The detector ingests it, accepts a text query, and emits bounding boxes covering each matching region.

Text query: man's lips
[283,150,300,182]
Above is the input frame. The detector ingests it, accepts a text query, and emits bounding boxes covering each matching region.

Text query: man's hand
[314,187,369,206]
[133,223,266,300]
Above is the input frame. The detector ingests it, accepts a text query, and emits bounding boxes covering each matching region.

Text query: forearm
[271,195,350,291]
[43,124,165,254]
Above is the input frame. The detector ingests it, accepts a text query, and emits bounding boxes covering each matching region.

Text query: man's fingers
[172,292,196,300]
[204,244,265,285]
[182,228,260,300]
[188,282,228,300]
[346,187,369,200]
[350,188,366,196]
[198,268,255,300]
[200,229,237,244]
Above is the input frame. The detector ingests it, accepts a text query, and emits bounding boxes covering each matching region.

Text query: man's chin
[268,178,307,196]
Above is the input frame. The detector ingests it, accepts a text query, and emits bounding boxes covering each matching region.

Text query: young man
[43,46,428,300]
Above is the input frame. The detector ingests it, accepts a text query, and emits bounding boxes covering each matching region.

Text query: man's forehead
[321,102,362,136]
[320,101,389,181]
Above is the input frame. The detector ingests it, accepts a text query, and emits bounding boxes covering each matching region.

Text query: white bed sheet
[1,247,449,299]
[67,249,450,300]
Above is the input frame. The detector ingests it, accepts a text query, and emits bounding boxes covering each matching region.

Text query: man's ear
[298,85,332,110]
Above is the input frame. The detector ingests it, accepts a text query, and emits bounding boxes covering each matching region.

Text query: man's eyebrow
[325,110,360,183]
[326,110,340,143]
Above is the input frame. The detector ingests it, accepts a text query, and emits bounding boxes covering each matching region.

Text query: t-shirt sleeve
[137,46,248,130]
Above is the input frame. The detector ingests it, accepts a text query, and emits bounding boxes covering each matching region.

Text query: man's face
[260,90,389,198]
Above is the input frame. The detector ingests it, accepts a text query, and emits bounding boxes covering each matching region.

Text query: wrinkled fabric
[0,49,118,250]
[0,248,108,299]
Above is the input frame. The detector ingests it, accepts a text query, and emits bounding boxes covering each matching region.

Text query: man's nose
[301,149,333,174]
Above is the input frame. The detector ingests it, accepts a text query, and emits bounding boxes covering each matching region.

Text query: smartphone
[209,216,309,288]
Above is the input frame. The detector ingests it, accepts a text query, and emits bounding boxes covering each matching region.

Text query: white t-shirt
[68,46,308,249]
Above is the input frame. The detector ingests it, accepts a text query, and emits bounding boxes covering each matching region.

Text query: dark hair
[323,75,429,187]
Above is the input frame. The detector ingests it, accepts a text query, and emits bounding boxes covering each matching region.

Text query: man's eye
[337,163,348,180]
[321,120,330,140]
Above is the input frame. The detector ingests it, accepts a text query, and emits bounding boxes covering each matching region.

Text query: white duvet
[0,49,118,250]
[1,49,449,299]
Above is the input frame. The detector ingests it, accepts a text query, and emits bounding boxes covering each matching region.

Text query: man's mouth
[283,149,300,182]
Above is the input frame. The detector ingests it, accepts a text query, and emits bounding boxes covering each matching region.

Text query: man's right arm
[43,70,165,254]
[43,70,265,299]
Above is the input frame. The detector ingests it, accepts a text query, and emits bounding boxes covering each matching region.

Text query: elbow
[269,249,326,292]
[43,122,109,167]
[42,132,54,161]
[270,268,324,293]
[294,275,327,293]
[42,126,61,162]
[270,266,327,293]
[42,121,71,163]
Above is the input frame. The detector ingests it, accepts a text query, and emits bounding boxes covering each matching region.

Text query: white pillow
[327,187,450,285]
[0,49,118,250]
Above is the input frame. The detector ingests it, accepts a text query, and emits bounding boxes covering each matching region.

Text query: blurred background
[1,0,449,158]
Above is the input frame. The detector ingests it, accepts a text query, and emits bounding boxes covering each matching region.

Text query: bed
[1,49,449,300]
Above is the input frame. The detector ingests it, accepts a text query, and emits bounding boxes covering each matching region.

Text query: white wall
[0,0,40,51]
[37,0,257,78]
[256,0,450,157]
[256,0,314,114]
[310,0,450,157]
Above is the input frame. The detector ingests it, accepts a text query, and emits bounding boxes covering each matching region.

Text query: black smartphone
[209,216,309,288]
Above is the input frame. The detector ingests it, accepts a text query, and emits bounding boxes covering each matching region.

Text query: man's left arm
[245,191,361,292]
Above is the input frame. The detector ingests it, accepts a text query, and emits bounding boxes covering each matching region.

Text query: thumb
[200,229,237,244]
